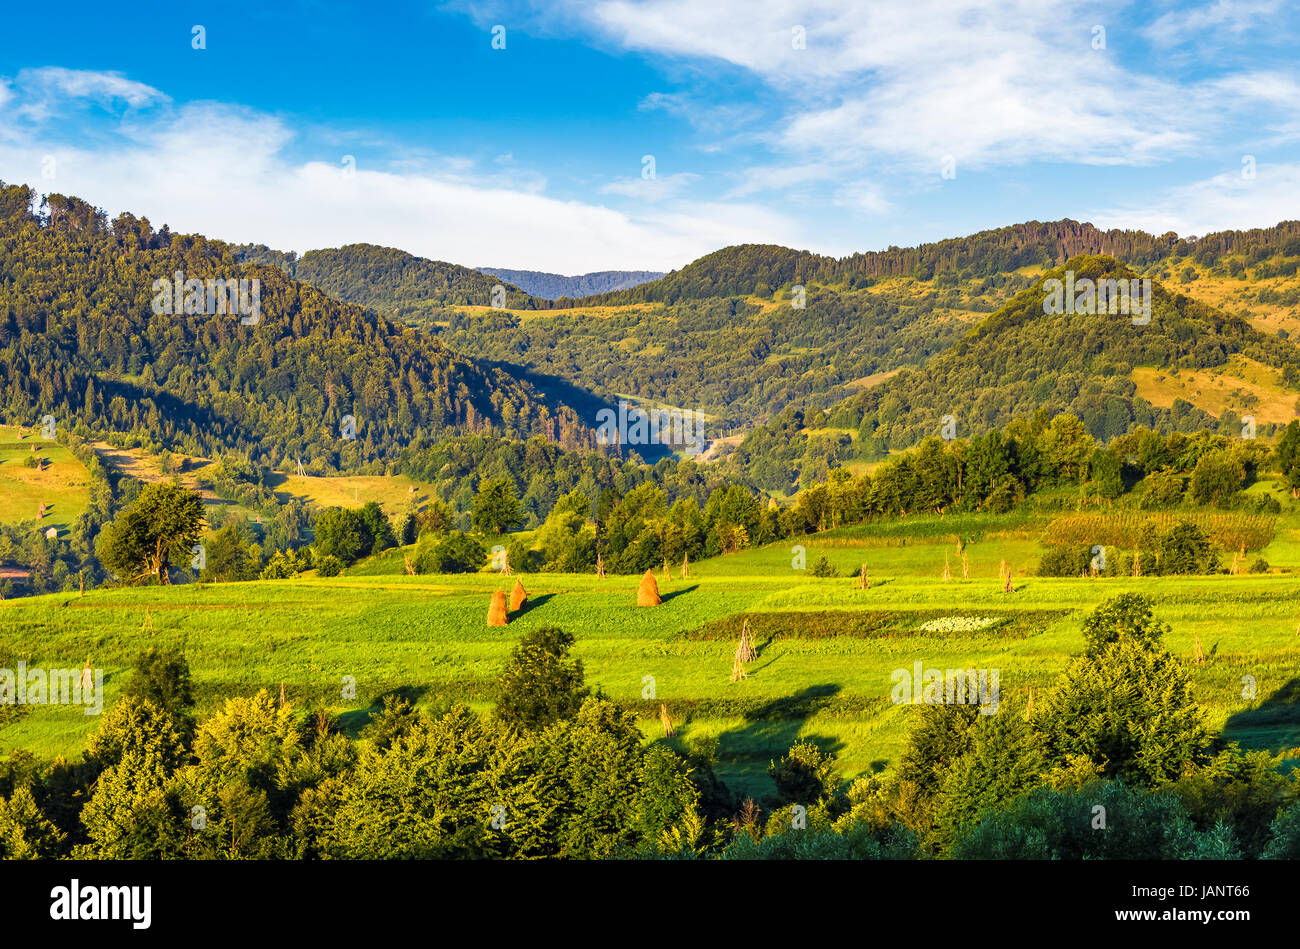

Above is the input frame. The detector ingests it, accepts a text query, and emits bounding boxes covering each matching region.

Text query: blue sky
[1,0,1298,272]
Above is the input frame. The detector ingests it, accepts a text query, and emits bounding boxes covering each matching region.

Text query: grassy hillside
[0,425,91,533]
[5,523,1297,799]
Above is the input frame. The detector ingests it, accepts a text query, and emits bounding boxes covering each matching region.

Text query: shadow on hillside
[1222,676,1300,756]
[475,358,676,463]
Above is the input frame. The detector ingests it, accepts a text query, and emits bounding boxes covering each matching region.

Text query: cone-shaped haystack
[659,703,675,737]
[487,589,509,626]
[1001,562,1014,594]
[942,555,951,582]
[81,657,92,690]
[1132,551,1142,577]
[961,553,969,580]
[663,556,671,582]
[730,654,749,682]
[1193,634,1206,664]
[857,564,869,590]
[736,620,757,663]
[681,552,690,578]
[509,579,528,612]
[637,570,661,607]
[596,552,606,578]
[1024,687,1035,721]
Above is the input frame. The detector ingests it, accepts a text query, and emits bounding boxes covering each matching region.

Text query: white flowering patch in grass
[917,615,1007,634]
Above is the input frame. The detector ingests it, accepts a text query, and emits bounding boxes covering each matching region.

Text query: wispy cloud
[0,71,806,271]
[1091,161,1300,237]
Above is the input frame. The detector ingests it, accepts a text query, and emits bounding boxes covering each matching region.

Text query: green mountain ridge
[727,255,1300,491]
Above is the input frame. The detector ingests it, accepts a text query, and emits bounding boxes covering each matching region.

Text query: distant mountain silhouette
[476,267,665,300]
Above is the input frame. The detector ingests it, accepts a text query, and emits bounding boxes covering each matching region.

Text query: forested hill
[569,219,1300,306]
[476,267,664,300]
[726,255,1300,491]
[0,183,593,471]
[233,242,546,318]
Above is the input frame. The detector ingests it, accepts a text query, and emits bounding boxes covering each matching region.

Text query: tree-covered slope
[234,242,545,317]
[0,183,592,472]
[727,256,1300,491]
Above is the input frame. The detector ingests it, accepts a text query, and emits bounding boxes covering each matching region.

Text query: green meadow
[0,425,91,535]
[3,517,1299,799]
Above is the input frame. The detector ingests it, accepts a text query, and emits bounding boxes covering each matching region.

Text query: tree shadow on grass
[713,684,845,803]
[1222,676,1300,759]
[335,684,434,737]
[660,584,698,604]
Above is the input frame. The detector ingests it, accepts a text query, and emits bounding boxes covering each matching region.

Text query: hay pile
[487,590,509,626]
[509,579,528,612]
[637,570,661,607]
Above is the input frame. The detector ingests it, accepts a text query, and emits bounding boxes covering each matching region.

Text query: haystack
[736,619,757,663]
[637,570,661,607]
[487,589,509,626]
[730,654,748,682]
[509,579,528,612]
[681,552,690,578]
[659,703,675,737]
[857,564,869,590]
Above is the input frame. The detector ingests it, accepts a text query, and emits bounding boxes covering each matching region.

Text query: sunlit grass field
[0,426,91,535]
[3,539,1298,798]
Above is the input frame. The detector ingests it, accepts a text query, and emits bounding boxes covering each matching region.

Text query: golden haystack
[1193,634,1206,664]
[596,552,606,578]
[942,555,951,582]
[487,589,509,626]
[681,552,690,578]
[857,564,869,590]
[961,554,969,580]
[509,579,528,612]
[637,570,661,606]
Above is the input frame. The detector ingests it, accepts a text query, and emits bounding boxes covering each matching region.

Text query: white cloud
[0,88,806,272]
[1144,0,1280,46]
[724,162,835,198]
[4,67,167,124]
[1090,162,1300,237]
[600,171,699,201]
[832,180,892,215]
[534,0,1299,173]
